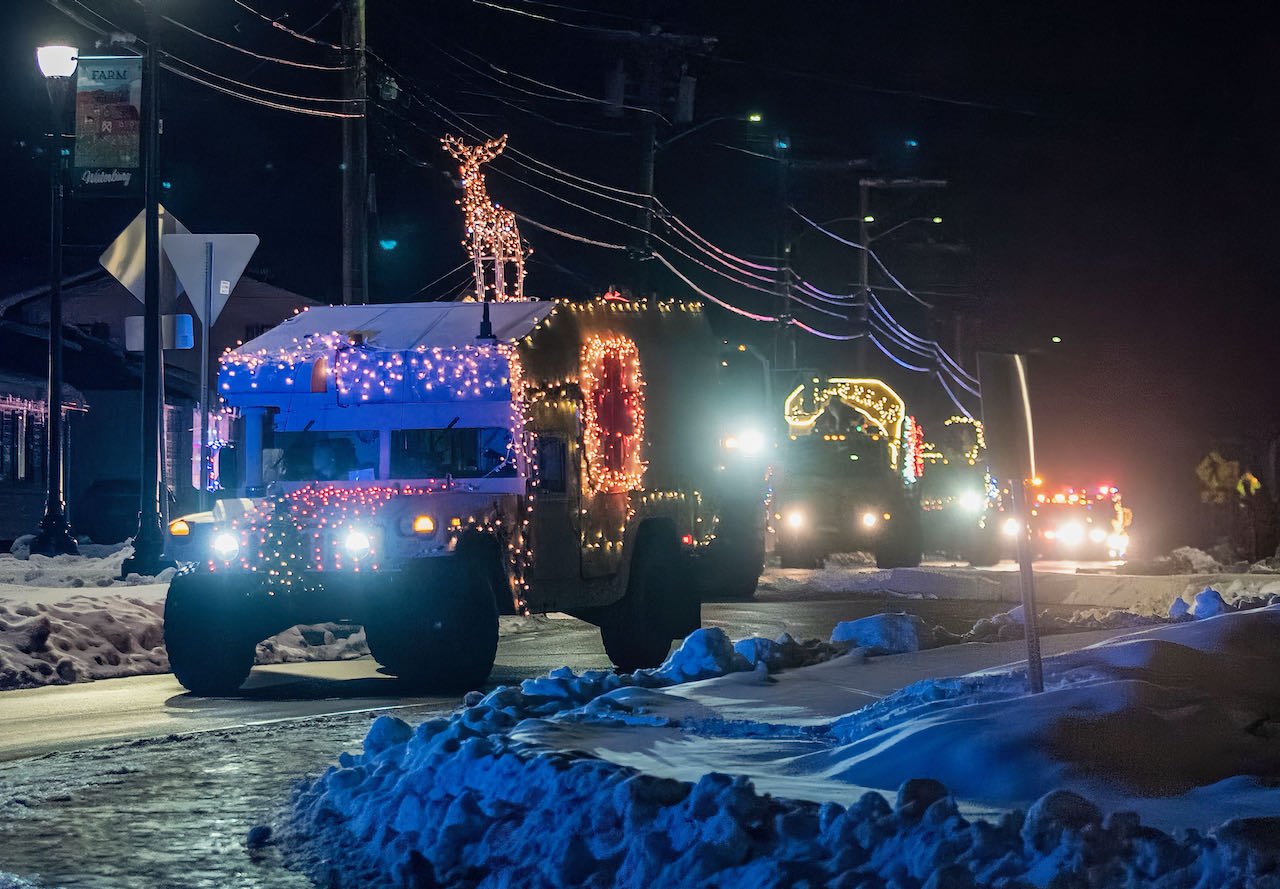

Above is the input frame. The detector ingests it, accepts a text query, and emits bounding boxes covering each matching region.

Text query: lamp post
[31,44,79,557]
[121,0,175,577]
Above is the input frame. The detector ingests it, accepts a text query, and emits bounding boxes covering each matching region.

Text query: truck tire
[874,512,924,569]
[365,552,499,692]
[965,530,1003,567]
[778,543,823,569]
[165,572,259,696]
[600,522,693,672]
[698,536,765,601]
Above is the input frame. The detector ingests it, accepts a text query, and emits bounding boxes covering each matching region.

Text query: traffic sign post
[978,351,1043,694]
[162,234,259,510]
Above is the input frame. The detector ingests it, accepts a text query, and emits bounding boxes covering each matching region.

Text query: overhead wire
[160,13,350,70]
[160,52,357,104]
[231,0,345,51]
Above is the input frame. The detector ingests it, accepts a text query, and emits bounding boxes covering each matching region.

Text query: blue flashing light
[378,239,398,251]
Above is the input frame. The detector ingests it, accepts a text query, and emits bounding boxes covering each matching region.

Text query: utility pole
[341,0,368,306]
[858,181,871,375]
[121,0,173,577]
[856,177,948,375]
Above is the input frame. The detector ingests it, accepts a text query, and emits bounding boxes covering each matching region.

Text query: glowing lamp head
[861,512,879,528]
[785,510,805,529]
[211,532,240,562]
[344,529,373,560]
[168,519,191,537]
[412,515,436,534]
[37,45,78,79]
[747,112,763,123]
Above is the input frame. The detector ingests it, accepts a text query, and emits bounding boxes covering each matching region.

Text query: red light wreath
[580,335,646,494]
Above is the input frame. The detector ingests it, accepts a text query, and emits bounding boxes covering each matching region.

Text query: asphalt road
[0,585,1086,763]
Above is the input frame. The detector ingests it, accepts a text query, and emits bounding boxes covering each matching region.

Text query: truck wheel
[600,522,692,672]
[965,530,1002,567]
[165,572,259,696]
[778,543,822,569]
[874,513,924,569]
[699,536,765,601]
[366,553,499,692]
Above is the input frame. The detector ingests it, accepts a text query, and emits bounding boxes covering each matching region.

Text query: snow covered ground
[283,606,1280,888]
[0,544,373,690]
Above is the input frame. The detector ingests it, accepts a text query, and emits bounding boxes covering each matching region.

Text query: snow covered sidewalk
[282,607,1280,888]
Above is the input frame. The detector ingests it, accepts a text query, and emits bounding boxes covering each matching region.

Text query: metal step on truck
[163,297,768,695]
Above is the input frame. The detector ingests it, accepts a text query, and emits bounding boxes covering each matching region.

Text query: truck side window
[536,436,567,494]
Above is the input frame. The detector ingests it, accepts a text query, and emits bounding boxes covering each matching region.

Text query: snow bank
[283,610,1280,888]
[831,612,949,654]
[0,594,167,690]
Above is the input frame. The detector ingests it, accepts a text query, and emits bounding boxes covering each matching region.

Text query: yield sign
[99,204,189,304]
[161,234,260,327]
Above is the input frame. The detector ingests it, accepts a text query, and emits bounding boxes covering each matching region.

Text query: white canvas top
[234,300,556,356]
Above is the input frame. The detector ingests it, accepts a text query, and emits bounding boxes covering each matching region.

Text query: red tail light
[680,533,694,546]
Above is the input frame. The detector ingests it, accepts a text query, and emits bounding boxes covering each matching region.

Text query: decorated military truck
[164,296,766,694]
[918,416,1009,566]
[771,377,924,569]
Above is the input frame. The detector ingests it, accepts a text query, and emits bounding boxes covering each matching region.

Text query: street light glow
[931,216,943,224]
[1051,335,1062,343]
[747,112,763,123]
[37,45,78,79]
[862,215,875,223]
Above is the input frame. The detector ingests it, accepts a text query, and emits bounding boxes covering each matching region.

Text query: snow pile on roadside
[255,623,369,664]
[831,612,957,654]
[282,611,1280,888]
[0,542,173,602]
[0,594,167,690]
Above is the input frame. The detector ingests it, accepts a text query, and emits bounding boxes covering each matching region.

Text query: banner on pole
[73,56,142,196]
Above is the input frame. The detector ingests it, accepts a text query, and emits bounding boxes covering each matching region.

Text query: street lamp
[30,44,79,557]
[655,112,763,152]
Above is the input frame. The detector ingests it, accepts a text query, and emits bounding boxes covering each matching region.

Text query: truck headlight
[1058,522,1085,545]
[1088,527,1106,543]
[785,510,805,529]
[344,529,373,560]
[211,532,239,562]
[958,491,984,513]
[1107,533,1129,554]
[722,429,765,455]
[1001,517,1021,536]
[861,512,879,528]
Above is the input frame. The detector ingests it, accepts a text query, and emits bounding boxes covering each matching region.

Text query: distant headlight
[1107,533,1130,554]
[861,512,879,528]
[1001,517,1021,537]
[169,519,191,537]
[722,429,766,455]
[211,532,239,562]
[344,529,373,560]
[958,491,984,513]
[785,510,805,529]
[1058,522,1085,545]
[1088,527,1107,543]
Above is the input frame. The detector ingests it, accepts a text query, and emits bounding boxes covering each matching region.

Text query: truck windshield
[269,430,381,482]
[785,434,890,478]
[390,427,516,479]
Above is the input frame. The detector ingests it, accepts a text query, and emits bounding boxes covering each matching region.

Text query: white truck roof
[233,300,555,357]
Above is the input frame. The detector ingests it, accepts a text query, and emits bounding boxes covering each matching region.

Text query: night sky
[3,0,1277,554]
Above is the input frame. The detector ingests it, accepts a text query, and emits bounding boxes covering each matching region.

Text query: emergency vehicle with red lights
[770,377,925,568]
[1028,483,1131,560]
[163,298,766,695]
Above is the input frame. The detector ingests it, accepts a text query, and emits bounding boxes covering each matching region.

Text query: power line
[231,0,345,51]
[161,11,350,70]
[160,52,356,104]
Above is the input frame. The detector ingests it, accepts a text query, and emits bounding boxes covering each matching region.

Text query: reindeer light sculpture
[441,133,528,302]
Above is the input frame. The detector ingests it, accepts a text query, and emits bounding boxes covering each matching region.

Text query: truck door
[526,433,581,588]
